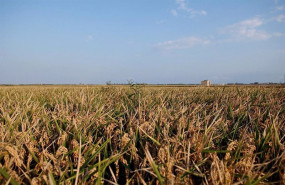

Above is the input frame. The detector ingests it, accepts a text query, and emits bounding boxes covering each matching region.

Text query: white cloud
[271,6,284,13]
[171,9,178,16]
[223,17,272,41]
[156,20,166,24]
[277,49,285,53]
[87,35,93,40]
[176,0,187,10]
[273,32,283,37]
[275,14,285,22]
[156,37,210,50]
[276,6,284,11]
[172,0,207,17]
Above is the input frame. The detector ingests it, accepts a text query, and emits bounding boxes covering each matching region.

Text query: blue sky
[0,0,285,84]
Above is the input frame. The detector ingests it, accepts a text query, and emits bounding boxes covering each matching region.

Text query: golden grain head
[0,85,284,184]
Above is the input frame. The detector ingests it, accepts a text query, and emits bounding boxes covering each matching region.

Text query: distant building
[201,80,210,86]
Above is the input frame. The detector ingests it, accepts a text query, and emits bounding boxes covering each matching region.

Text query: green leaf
[0,167,20,185]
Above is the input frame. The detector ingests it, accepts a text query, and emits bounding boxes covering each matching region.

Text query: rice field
[0,85,284,185]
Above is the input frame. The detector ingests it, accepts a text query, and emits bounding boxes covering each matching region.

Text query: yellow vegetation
[0,85,284,184]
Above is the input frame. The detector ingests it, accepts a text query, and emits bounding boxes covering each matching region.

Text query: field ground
[0,85,285,184]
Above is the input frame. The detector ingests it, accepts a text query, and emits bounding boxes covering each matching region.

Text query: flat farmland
[0,85,284,184]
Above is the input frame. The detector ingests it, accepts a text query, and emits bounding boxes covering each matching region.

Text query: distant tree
[106,81,112,85]
[127,79,134,86]
[254,82,259,85]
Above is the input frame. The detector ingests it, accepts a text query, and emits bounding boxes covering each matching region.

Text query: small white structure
[201,80,210,86]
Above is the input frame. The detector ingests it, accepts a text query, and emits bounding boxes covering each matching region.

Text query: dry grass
[0,85,284,184]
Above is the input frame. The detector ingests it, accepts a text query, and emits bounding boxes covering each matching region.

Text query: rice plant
[0,85,284,184]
